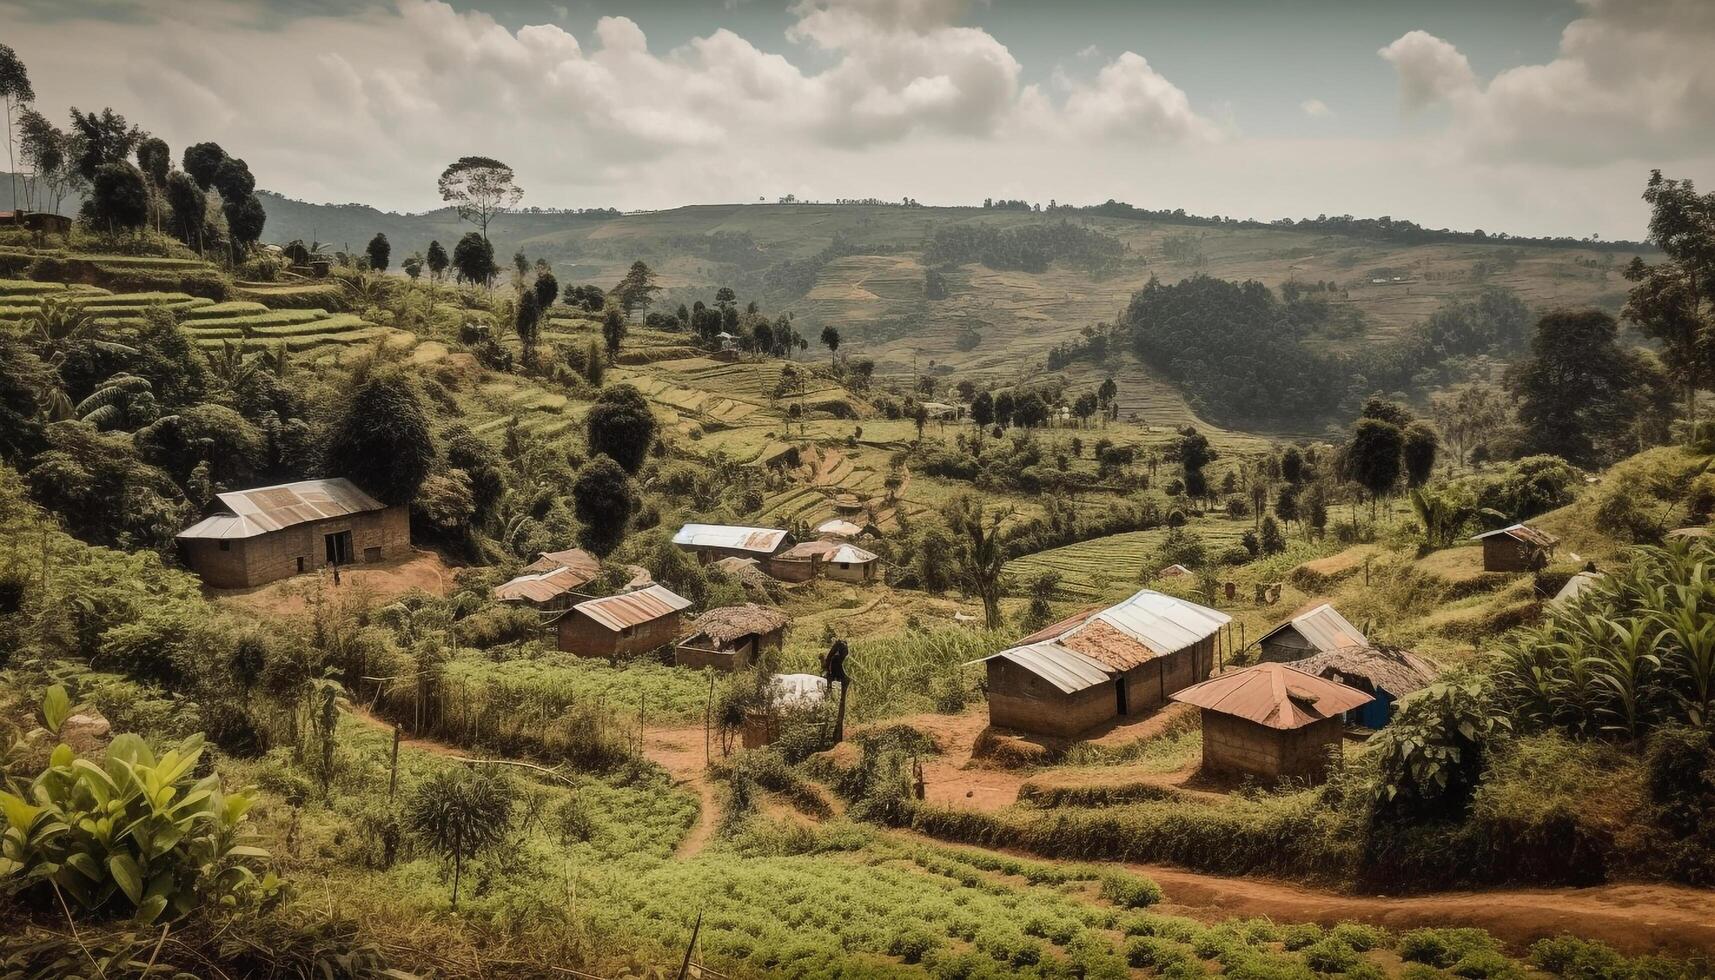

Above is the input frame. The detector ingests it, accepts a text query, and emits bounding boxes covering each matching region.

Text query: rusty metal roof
[1171,663,1372,730]
[178,478,385,540]
[1256,603,1368,656]
[1470,523,1558,548]
[968,640,1112,694]
[1066,588,1230,660]
[572,584,691,632]
[522,548,601,578]
[672,523,792,554]
[494,566,592,604]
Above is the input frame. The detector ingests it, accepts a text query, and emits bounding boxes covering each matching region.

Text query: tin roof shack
[557,585,692,660]
[672,523,795,565]
[971,589,1230,738]
[1289,645,1438,730]
[772,540,879,583]
[1256,604,1368,663]
[1172,663,1372,784]
[1471,523,1558,572]
[176,478,410,589]
[493,548,601,611]
[676,604,790,671]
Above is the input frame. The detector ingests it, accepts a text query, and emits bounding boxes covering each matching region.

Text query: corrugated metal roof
[672,523,791,554]
[1068,588,1231,660]
[178,478,386,540]
[494,566,591,604]
[1171,663,1372,730]
[573,584,691,632]
[767,673,829,707]
[828,544,877,564]
[1257,604,1368,655]
[969,641,1112,694]
[522,548,600,578]
[816,519,865,538]
[1552,570,1604,604]
[1470,522,1558,548]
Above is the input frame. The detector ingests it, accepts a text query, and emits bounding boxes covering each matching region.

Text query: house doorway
[1115,677,1129,716]
[324,530,353,566]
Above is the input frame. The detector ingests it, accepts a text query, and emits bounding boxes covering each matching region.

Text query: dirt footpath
[642,724,719,858]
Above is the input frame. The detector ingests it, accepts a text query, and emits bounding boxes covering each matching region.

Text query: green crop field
[1011,520,1258,601]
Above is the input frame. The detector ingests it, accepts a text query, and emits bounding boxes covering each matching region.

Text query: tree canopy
[585,383,656,474]
[437,156,522,241]
[322,367,436,506]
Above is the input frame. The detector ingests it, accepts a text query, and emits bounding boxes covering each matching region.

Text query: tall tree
[533,270,559,311]
[970,390,994,433]
[820,325,840,365]
[1348,417,1403,518]
[0,44,32,213]
[1508,309,1649,467]
[1177,426,1217,501]
[366,232,391,272]
[134,137,169,187]
[585,383,656,474]
[1402,422,1439,487]
[602,305,627,363]
[943,495,1012,629]
[18,108,71,215]
[68,107,141,183]
[437,156,522,243]
[514,291,540,370]
[1625,171,1715,445]
[182,141,227,189]
[571,454,636,557]
[1428,381,1509,469]
[322,367,436,506]
[614,260,659,316]
[426,240,449,282]
[84,162,148,233]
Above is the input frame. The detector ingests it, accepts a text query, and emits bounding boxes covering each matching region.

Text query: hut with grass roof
[1172,663,1372,783]
[676,603,790,671]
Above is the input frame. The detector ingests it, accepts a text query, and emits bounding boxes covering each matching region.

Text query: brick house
[557,584,692,659]
[176,478,410,589]
[1172,663,1372,784]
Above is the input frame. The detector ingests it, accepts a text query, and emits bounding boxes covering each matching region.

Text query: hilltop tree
[451,232,494,287]
[615,260,659,316]
[944,495,1011,629]
[970,390,994,434]
[586,383,655,474]
[85,162,148,233]
[0,44,32,213]
[1348,417,1404,517]
[182,141,227,189]
[572,454,636,557]
[19,108,73,215]
[68,107,140,184]
[426,240,449,282]
[366,232,391,272]
[1402,422,1439,487]
[602,306,626,363]
[1625,171,1715,444]
[134,136,169,187]
[226,194,267,251]
[322,367,436,506]
[437,156,522,243]
[821,325,840,365]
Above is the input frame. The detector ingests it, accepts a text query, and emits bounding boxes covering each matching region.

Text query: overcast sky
[4,0,1711,238]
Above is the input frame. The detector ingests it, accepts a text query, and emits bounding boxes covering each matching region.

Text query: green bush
[1127,936,1200,970]
[1329,922,1391,952]
[1099,870,1164,908]
[887,924,942,963]
[1281,922,1326,950]
[1398,928,1500,968]
[1303,937,1360,974]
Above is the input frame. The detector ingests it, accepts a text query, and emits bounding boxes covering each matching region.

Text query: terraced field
[1011,520,1258,601]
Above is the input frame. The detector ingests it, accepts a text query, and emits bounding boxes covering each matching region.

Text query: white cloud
[1053,52,1220,143]
[1381,0,1715,164]
[1299,98,1331,118]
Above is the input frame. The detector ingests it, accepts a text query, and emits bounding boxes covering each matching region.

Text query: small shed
[1157,563,1191,579]
[0,210,73,235]
[1287,645,1438,729]
[494,548,601,611]
[1172,663,1372,783]
[970,589,1229,738]
[770,540,878,583]
[710,556,780,596]
[673,523,795,564]
[676,603,790,671]
[825,543,878,583]
[176,478,410,588]
[1471,523,1557,572]
[1256,603,1368,663]
[557,584,691,659]
[815,518,866,539]
[743,673,830,748]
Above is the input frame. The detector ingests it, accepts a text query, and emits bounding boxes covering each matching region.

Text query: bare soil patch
[209,549,456,618]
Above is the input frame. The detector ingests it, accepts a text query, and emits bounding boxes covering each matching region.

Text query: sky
[3,0,1711,239]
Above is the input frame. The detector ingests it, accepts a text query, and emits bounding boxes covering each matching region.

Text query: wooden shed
[175,478,410,588]
[1256,603,1368,663]
[493,548,600,612]
[1470,523,1558,572]
[970,589,1230,738]
[1172,663,1372,784]
[676,603,790,671]
[672,523,795,564]
[557,584,692,659]
[1288,645,1438,730]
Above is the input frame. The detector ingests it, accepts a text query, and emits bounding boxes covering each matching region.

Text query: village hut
[1171,663,1372,783]
[1256,603,1368,663]
[1157,563,1191,579]
[556,584,691,659]
[1471,523,1558,572]
[970,589,1230,738]
[672,523,795,565]
[675,603,790,671]
[176,478,410,588]
[832,494,867,516]
[743,673,830,749]
[815,518,866,539]
[1287,645,1438,729]
[494,548,601,611]
[770,540,879,583]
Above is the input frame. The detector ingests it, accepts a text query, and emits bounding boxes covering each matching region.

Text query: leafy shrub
[453,604,542,648]
[1127,936,1199,970]
[887,924,942,963]
[1451,949,1524,980]
[1329,922,1390,952]
[0,725,276,922]
[1302,937,1359,974]
[1281,922,1325,950]
[1099,870,1164,908]
[1398,928,1500,968]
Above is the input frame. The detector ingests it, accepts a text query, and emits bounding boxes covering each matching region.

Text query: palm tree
[206,340,261,392]
[25,297,137,367]
[404,767,516,907]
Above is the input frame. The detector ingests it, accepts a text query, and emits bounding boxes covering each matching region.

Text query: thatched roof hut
[676,603,791,671]
[1287,645,1438,729]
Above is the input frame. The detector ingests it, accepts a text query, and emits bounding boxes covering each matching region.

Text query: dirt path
[642,724,719,858]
